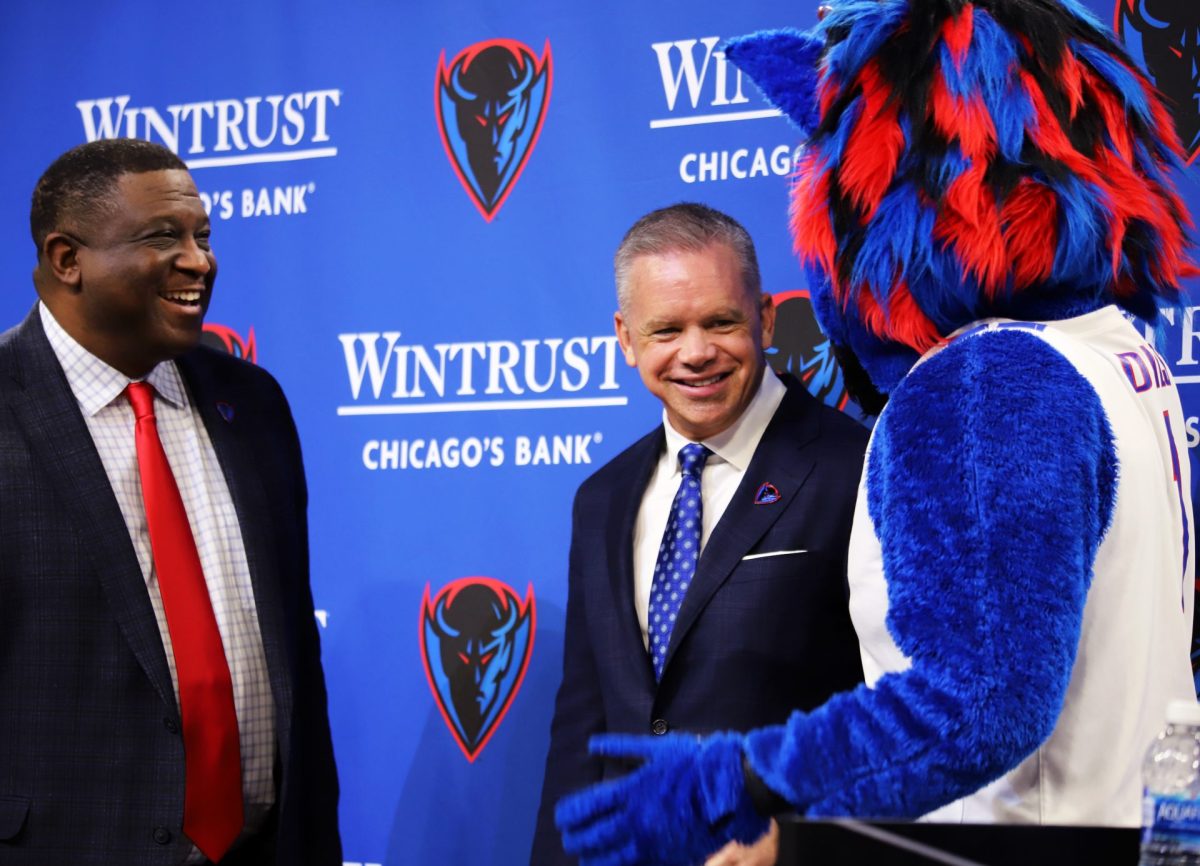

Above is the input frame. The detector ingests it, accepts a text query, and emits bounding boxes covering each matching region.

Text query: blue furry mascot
[555,1,1198,863]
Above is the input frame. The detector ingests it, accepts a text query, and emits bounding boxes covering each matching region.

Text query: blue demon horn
[435,597,460,638]
[491,596,517,638]
[724,29,825,137]
[508,52,533,98]
[451,64,476,102]
[1136,0,1170,29]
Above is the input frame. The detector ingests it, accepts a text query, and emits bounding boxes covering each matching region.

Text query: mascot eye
[458,652,471,665]
[1169,47,1183,59]
[480,651,495,665]
[497,110,511,127]
[474,115,488,127]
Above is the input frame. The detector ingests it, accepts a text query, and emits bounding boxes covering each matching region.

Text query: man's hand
[704,819,778,866]
[555,732,769,866]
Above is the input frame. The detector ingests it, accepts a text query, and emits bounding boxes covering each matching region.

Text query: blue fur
[971,11,1029,163]
[1134,140,1173,187]
[840,306,923,394]
[852,182,924,298]
[807,266,850,346]
[926,143,970,200]
[556,733,768,866]
[822,95,863,172]
[909,221,989,333]
[1056,0,1111,34]
[722,30,824,136]
[742,330,1117,816]
[1072,41,1154,129]
[1046,175,1112,295]
[821,0,908,85]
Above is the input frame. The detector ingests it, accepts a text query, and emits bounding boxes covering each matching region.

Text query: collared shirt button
[651,719,669,735]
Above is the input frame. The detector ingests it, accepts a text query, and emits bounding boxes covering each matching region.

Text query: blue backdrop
[0,2,1196,864]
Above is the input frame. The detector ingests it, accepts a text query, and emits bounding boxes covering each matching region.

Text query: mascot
[555,1,1198,863]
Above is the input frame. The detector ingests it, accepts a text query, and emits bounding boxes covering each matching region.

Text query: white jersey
[848,305,1195,825]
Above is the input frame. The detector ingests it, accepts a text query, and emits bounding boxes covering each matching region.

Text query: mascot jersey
[848,305,1194,825]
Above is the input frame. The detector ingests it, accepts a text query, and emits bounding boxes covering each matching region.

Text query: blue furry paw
[555,732,769,866]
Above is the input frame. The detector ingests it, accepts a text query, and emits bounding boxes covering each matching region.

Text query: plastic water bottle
[1140,700,1200,866]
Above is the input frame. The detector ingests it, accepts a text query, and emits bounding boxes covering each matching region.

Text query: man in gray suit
[0,139,340,865]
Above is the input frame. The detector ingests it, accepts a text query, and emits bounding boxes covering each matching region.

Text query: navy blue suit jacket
[0,307,340,865]
[531,376,867,865]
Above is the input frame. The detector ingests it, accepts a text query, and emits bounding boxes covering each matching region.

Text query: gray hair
[613,202,761,315]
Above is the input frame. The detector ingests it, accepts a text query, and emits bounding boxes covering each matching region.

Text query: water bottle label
[1144,794,1200,843]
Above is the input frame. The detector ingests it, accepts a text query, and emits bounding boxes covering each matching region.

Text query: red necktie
[126,381,243,862]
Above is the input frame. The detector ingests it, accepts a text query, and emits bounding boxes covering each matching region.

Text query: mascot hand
[555,732,769,866]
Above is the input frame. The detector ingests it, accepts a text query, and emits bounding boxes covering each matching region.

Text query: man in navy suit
[0,139,340,864]
[532,203,866,865]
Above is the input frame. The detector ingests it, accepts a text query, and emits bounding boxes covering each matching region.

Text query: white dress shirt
[40,303,276,855]
[633,369,786,649]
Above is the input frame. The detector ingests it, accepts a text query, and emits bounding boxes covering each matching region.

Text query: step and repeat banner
[0,1,1195,863]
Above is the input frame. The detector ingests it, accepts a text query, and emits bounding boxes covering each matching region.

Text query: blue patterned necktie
[648,442,711,681]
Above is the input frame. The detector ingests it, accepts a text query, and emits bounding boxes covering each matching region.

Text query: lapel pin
[216,401,235,423]
[754,482,781,505]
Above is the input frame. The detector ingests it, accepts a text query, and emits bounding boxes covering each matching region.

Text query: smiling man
[531,203,868,866]
[0,139,340,865]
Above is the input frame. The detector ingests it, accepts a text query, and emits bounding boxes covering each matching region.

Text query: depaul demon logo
[435,39,553,221]
[1116,0,1200,164]
[201,324,257,364]
[420,577,535,761]
[768,290,849,411]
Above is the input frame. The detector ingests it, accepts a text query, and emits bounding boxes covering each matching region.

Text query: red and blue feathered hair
[727,0,1195,391]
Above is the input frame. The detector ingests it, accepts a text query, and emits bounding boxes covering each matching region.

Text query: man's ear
[614,311,636,367]
[759,293,776,351]
[41,233,83,289]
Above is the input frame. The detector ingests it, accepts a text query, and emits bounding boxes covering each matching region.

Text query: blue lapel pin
[216,401,235,423]
[754,482,781,505]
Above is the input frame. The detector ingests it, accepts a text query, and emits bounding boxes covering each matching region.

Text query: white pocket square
[741,549,807,561]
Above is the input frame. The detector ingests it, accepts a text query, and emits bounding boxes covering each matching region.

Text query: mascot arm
[745,328,1117,817]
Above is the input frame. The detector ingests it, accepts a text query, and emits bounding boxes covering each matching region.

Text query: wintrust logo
[75,90,341,169]
[648,35,796,185]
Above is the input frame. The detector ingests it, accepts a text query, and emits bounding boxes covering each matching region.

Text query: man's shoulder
[575,425,662,500]
[178,344,285,399]
[774,377,870,455]
[0,307,53,390]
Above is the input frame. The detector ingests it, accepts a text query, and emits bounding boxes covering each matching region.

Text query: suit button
[153,827,172,845]
[651,719,669,736]
[163,717,179,734]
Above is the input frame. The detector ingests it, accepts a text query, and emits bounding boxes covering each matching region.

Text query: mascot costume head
[734,0,1194,397]
[554,3,1199,865]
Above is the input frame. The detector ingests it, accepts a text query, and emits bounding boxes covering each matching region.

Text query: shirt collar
[39,301,189,416]
[661,367,786,474]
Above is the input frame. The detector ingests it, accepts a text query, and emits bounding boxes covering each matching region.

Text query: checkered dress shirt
[39,303,275,859]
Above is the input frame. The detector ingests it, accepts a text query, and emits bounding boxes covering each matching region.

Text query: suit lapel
[606,429,664,692]
[661,383,820,675]
[177,353,295,729]
[3,310,177,708]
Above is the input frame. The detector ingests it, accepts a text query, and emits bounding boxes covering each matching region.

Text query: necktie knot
[678,443,710,478]
[125,381,156,422]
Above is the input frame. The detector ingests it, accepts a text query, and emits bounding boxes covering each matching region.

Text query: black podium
[775,816,1139,865]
